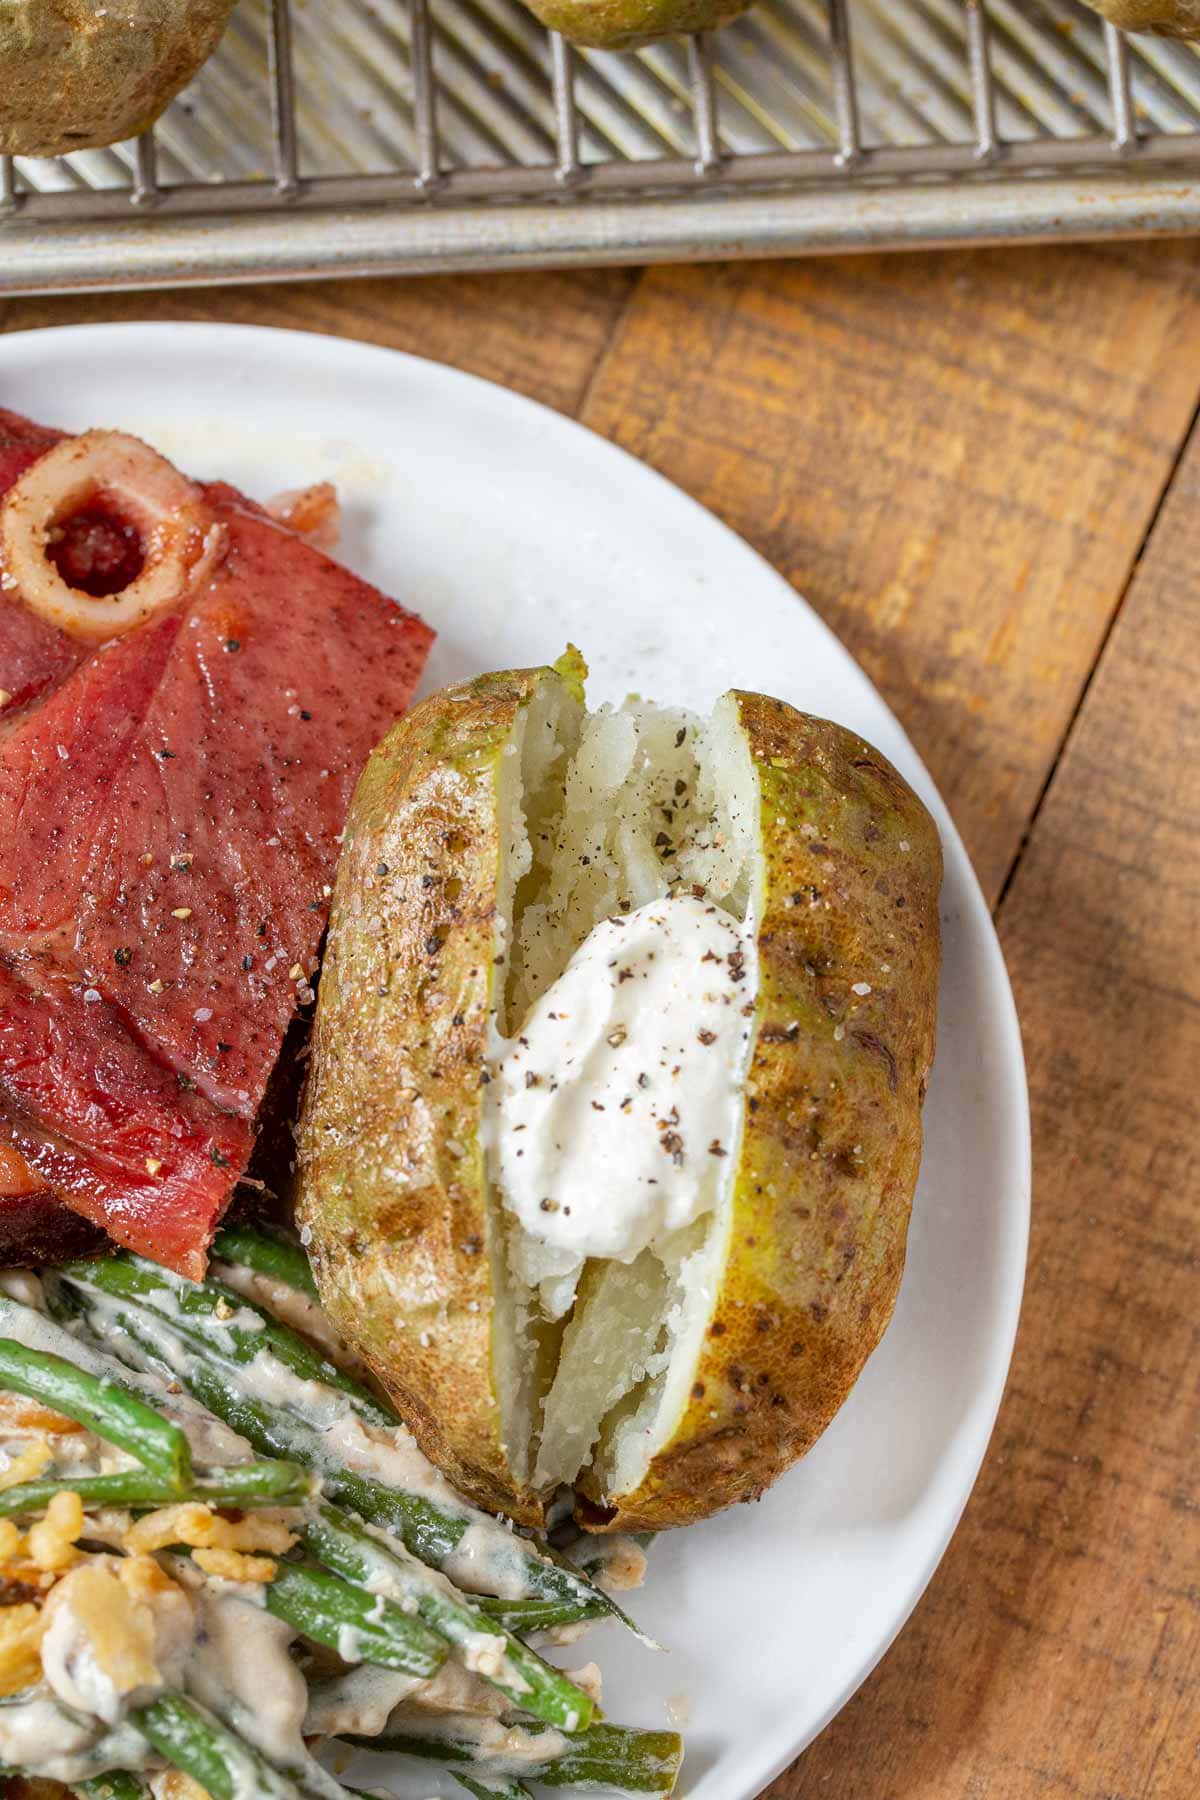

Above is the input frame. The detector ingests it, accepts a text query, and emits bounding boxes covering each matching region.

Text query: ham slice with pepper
[0,408,433,1276]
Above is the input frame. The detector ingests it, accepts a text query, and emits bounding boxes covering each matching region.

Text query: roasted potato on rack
[0,0,238,158]
[517,0,754,51]
[297,653,942,1531]
[1082,0,1199,34]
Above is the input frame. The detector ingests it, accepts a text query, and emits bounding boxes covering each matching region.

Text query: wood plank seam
[990,385,1200,922]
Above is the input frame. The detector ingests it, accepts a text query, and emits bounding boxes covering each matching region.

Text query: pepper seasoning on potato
[297,651,942,1532]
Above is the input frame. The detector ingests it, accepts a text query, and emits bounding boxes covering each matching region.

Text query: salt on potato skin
[296,655,942,1533]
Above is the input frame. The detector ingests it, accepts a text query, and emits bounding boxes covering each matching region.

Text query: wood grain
[0,268,637,418]
[579,245,1200,902]
[1,246,1198,1798]
[778,413,1200,1800]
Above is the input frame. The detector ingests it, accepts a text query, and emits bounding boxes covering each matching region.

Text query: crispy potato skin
[300,672,941,1533]
[0,0,237,158]
[583,693,942,1529]
[296,666,550,1524]
[518,0,753,51]
[1082,0,1199,35]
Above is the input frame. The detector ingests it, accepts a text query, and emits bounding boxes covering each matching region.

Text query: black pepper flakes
[224,639,241,653]
[241,955,254,972]
[210,1147,231,1168]
[113,946,132,967]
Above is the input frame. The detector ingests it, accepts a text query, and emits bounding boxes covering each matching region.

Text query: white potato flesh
[486,677,759,1507]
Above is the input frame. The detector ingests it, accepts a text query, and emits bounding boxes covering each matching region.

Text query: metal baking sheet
[2,0,1200,291]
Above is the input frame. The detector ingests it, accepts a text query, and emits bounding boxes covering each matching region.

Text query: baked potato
[0,0,239,158]
[1082,0,1200,34]
[515,0,754,52]
[296,652,942,1531]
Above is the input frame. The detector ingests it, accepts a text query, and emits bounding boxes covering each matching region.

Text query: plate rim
[0,319,1032,1795]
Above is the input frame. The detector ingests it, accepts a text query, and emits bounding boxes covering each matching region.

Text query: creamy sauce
[491,893,756,1312]
[573,1533,648,1594]
[0,1295,252,1467]
[187,1589,308,1771]
[304,1665,426,1739]
[443,1520,533,1602]
[351,1520,528,1698]
[211,1261,367,1375]
[0,1693,150,1783]
[389,1711,568,1770]
[78,1284,559,1609]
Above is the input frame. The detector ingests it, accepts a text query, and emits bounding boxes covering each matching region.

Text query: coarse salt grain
[851,982,872,996]
[194,1007,213,1023]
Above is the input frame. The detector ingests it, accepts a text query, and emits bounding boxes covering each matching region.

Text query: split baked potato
[0,0,239,158]
[296,653,942,1531]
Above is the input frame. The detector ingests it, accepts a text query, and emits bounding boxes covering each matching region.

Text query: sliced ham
[0,409,433,1276]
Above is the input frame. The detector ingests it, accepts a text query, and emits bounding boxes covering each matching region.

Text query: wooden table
[4,245,1197,1799]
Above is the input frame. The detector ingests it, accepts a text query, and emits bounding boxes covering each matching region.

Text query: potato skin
[1081,0,1199,35]
[582,693,942,1529]
[295,666,552,1524]
[518,0,753,51]
[0,0,238,158]
[299,672,941,1533]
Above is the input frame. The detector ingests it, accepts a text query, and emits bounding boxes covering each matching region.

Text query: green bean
[0,1337,190,1493]
[212,1223,318,1299]
[474,1594,610,1632]
[59,1255,387,1425]
[51,1281,597,1730]
[0,1457,312,1518]
[264,1557,447,1678]
[134,1692,311,1800]
[54,1269,613,1623]
[304,1505,594,1732]
[345,1720,684,1794]
[455,1772,535,1800]
[74,1776,150,1800]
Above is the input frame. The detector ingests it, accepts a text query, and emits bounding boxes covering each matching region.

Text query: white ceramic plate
[0,323,1030,1800]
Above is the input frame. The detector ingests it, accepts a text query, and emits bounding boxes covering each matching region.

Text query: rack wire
[3,0,1200,292]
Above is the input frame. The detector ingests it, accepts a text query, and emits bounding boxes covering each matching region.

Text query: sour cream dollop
[493,892,756,1279]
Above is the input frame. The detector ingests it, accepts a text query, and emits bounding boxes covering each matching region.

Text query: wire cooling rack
[3,0,1200,292]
